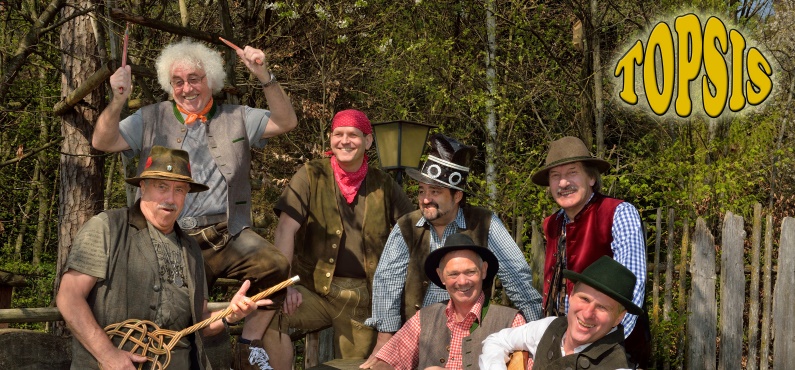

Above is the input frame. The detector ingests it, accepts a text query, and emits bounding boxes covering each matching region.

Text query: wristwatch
[261,71,278,88]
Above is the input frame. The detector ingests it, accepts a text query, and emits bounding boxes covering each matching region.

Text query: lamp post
[372,120,437,184]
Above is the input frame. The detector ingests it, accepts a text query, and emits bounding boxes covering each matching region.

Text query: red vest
[542,193,623,307]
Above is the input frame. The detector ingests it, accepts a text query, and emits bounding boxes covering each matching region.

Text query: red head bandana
[331,109,372,135]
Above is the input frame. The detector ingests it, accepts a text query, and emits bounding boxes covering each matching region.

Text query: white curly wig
[156,39,226,95]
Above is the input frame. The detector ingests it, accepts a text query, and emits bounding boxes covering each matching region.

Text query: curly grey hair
[155,39,226,95]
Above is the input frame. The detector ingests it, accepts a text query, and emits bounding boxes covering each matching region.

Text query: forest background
[1,0,794,366]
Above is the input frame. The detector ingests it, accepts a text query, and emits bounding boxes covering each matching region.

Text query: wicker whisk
[102,275,299,369]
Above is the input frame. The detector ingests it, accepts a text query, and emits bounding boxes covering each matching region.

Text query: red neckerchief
[176,98,214,124]
[329,155,368,204]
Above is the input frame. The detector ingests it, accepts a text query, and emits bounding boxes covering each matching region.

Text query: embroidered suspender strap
[544,225,567,317]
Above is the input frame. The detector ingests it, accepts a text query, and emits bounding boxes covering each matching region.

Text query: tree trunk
[591,0,604,158]
[484,0,498,202]
[54,0,105,334]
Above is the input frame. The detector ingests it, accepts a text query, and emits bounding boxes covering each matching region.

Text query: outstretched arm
[57,270,147,369]
[234,45,297,139]
[93,66,133,152]
[610,202,647,337]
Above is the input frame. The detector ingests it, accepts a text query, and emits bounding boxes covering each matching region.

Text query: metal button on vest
[439,358,445,364]
[332,244,337,249]
[565,367,573,370]
[422,281,428,286]
[578,357,591,368]
[446,345,450,351]
[335,229,341,235]
[150,303,157,310]
[325,272,331,278]
[547,350,554,359]
[323,286,328,291]
[153,284,161,292]
[181,128,186,132]
[176,138,182,143]
[329,258,334,263]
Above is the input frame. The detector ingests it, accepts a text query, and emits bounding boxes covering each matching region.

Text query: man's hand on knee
[282,286,302,315]
[360,332,393,369]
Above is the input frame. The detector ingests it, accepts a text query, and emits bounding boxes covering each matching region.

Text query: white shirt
[478,317,631,370]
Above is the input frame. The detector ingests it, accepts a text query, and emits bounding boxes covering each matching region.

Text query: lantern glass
[372,120,437,171]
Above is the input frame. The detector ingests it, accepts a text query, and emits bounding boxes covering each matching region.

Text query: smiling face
[417,182,462,227]
[330,126,373,172]
[170,64,212,114]
[436,249,487,310]
[564,282,626,353]
[139,179,189,234]
[548,161,595,219]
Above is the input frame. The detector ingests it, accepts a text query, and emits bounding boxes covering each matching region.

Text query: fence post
[529,220,545,295]
[652,208,662,330]
[760,215,774,370]
[747,204,762,370]
[686,217,717,370]
[719,212,745,370]
[772,217,795,369]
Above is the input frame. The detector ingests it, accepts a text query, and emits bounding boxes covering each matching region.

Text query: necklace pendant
[174,275,184,287]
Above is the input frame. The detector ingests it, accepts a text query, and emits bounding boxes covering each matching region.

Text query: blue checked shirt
[556,199,647,337]
[365,208,544,333]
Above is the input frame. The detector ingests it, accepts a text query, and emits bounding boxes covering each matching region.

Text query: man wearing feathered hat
[532,136,648,365]
[480,256,643,369]
[259,109,415,369]
[370,233,526,370]
[56,146,270,370]
[362,134,543,368]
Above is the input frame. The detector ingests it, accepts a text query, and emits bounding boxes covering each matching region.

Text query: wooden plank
[306,359,364,370]
[760,215,773,370]
[305,331,320,368]
[663,208,675,370]
[0,302,231,323]
[652,208,662,328]
[772,217,795,369]
[747,204,762,370]
[673,217,690,370]
[529,220,545,295]
[686,217,716,370]
[718,212,745,370]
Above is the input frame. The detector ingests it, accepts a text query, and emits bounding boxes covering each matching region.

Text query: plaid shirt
[556,198,647,336]
[366,209,544,333]
[376,293,526,370]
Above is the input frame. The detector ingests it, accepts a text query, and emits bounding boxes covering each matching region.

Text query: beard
[422,202,448,222]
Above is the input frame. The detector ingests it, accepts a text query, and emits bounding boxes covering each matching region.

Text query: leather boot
[233,339,272,370]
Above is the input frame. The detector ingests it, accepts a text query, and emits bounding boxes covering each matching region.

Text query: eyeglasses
[170,75,206,89]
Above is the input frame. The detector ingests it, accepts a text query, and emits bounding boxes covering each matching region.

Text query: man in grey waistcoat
[369,233,526,370]
[92,39,297,369]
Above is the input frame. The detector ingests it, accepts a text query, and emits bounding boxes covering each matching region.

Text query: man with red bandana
[93,39,297,370]
[259,109,415,369]
[531,136,648,366]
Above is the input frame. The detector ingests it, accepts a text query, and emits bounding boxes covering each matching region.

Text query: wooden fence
[521,203,794,369]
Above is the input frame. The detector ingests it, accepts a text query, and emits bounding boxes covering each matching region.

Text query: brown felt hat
[531,136,610,186]
[125,146,209,193]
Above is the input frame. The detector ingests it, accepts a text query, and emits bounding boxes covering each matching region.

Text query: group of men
[56,39,649,370]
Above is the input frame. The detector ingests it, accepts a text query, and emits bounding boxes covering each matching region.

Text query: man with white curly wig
[94,38,297,370]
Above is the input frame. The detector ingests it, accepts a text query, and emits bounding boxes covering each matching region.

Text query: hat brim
[562,269,644,315]
[424,244,499,292]
[125,176,209,193]
[531,157,611,186]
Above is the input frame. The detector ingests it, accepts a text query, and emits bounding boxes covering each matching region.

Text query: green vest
[397,206,492,322]
[293,159,396,295]
[69,201,209,370]
[140,101,252,235]
[534,316,631,370]
[418,302,518,369]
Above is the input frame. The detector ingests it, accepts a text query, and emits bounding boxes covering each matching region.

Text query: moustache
[422,202,439,209]
[557,185,577,195]
[158,203,178,212]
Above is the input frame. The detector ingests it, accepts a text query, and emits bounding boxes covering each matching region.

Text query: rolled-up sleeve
[365,225,409,332]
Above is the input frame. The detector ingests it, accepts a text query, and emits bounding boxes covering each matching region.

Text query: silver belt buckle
[178,217,198,230]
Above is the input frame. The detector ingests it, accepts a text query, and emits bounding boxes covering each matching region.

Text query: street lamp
[372,120,437,184]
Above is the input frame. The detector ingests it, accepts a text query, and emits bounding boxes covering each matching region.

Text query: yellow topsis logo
[613,13,773,118]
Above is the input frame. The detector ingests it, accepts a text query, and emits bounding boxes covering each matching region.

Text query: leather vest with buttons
[417,302,518,370]
[69,201,208,370]
[533,316,630,370]
[397,207,491,322]
[541,193,623,307]
[292,159,394,295]
[140,101,252,235]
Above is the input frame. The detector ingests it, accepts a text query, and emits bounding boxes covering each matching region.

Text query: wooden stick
[219,36,262,65]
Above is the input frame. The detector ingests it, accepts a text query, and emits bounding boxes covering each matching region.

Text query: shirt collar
[556,192,596,224]
[444,291,485,324]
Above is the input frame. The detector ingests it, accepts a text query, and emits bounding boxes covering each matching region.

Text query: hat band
[138,170,194,183]
[421,155,470,190]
